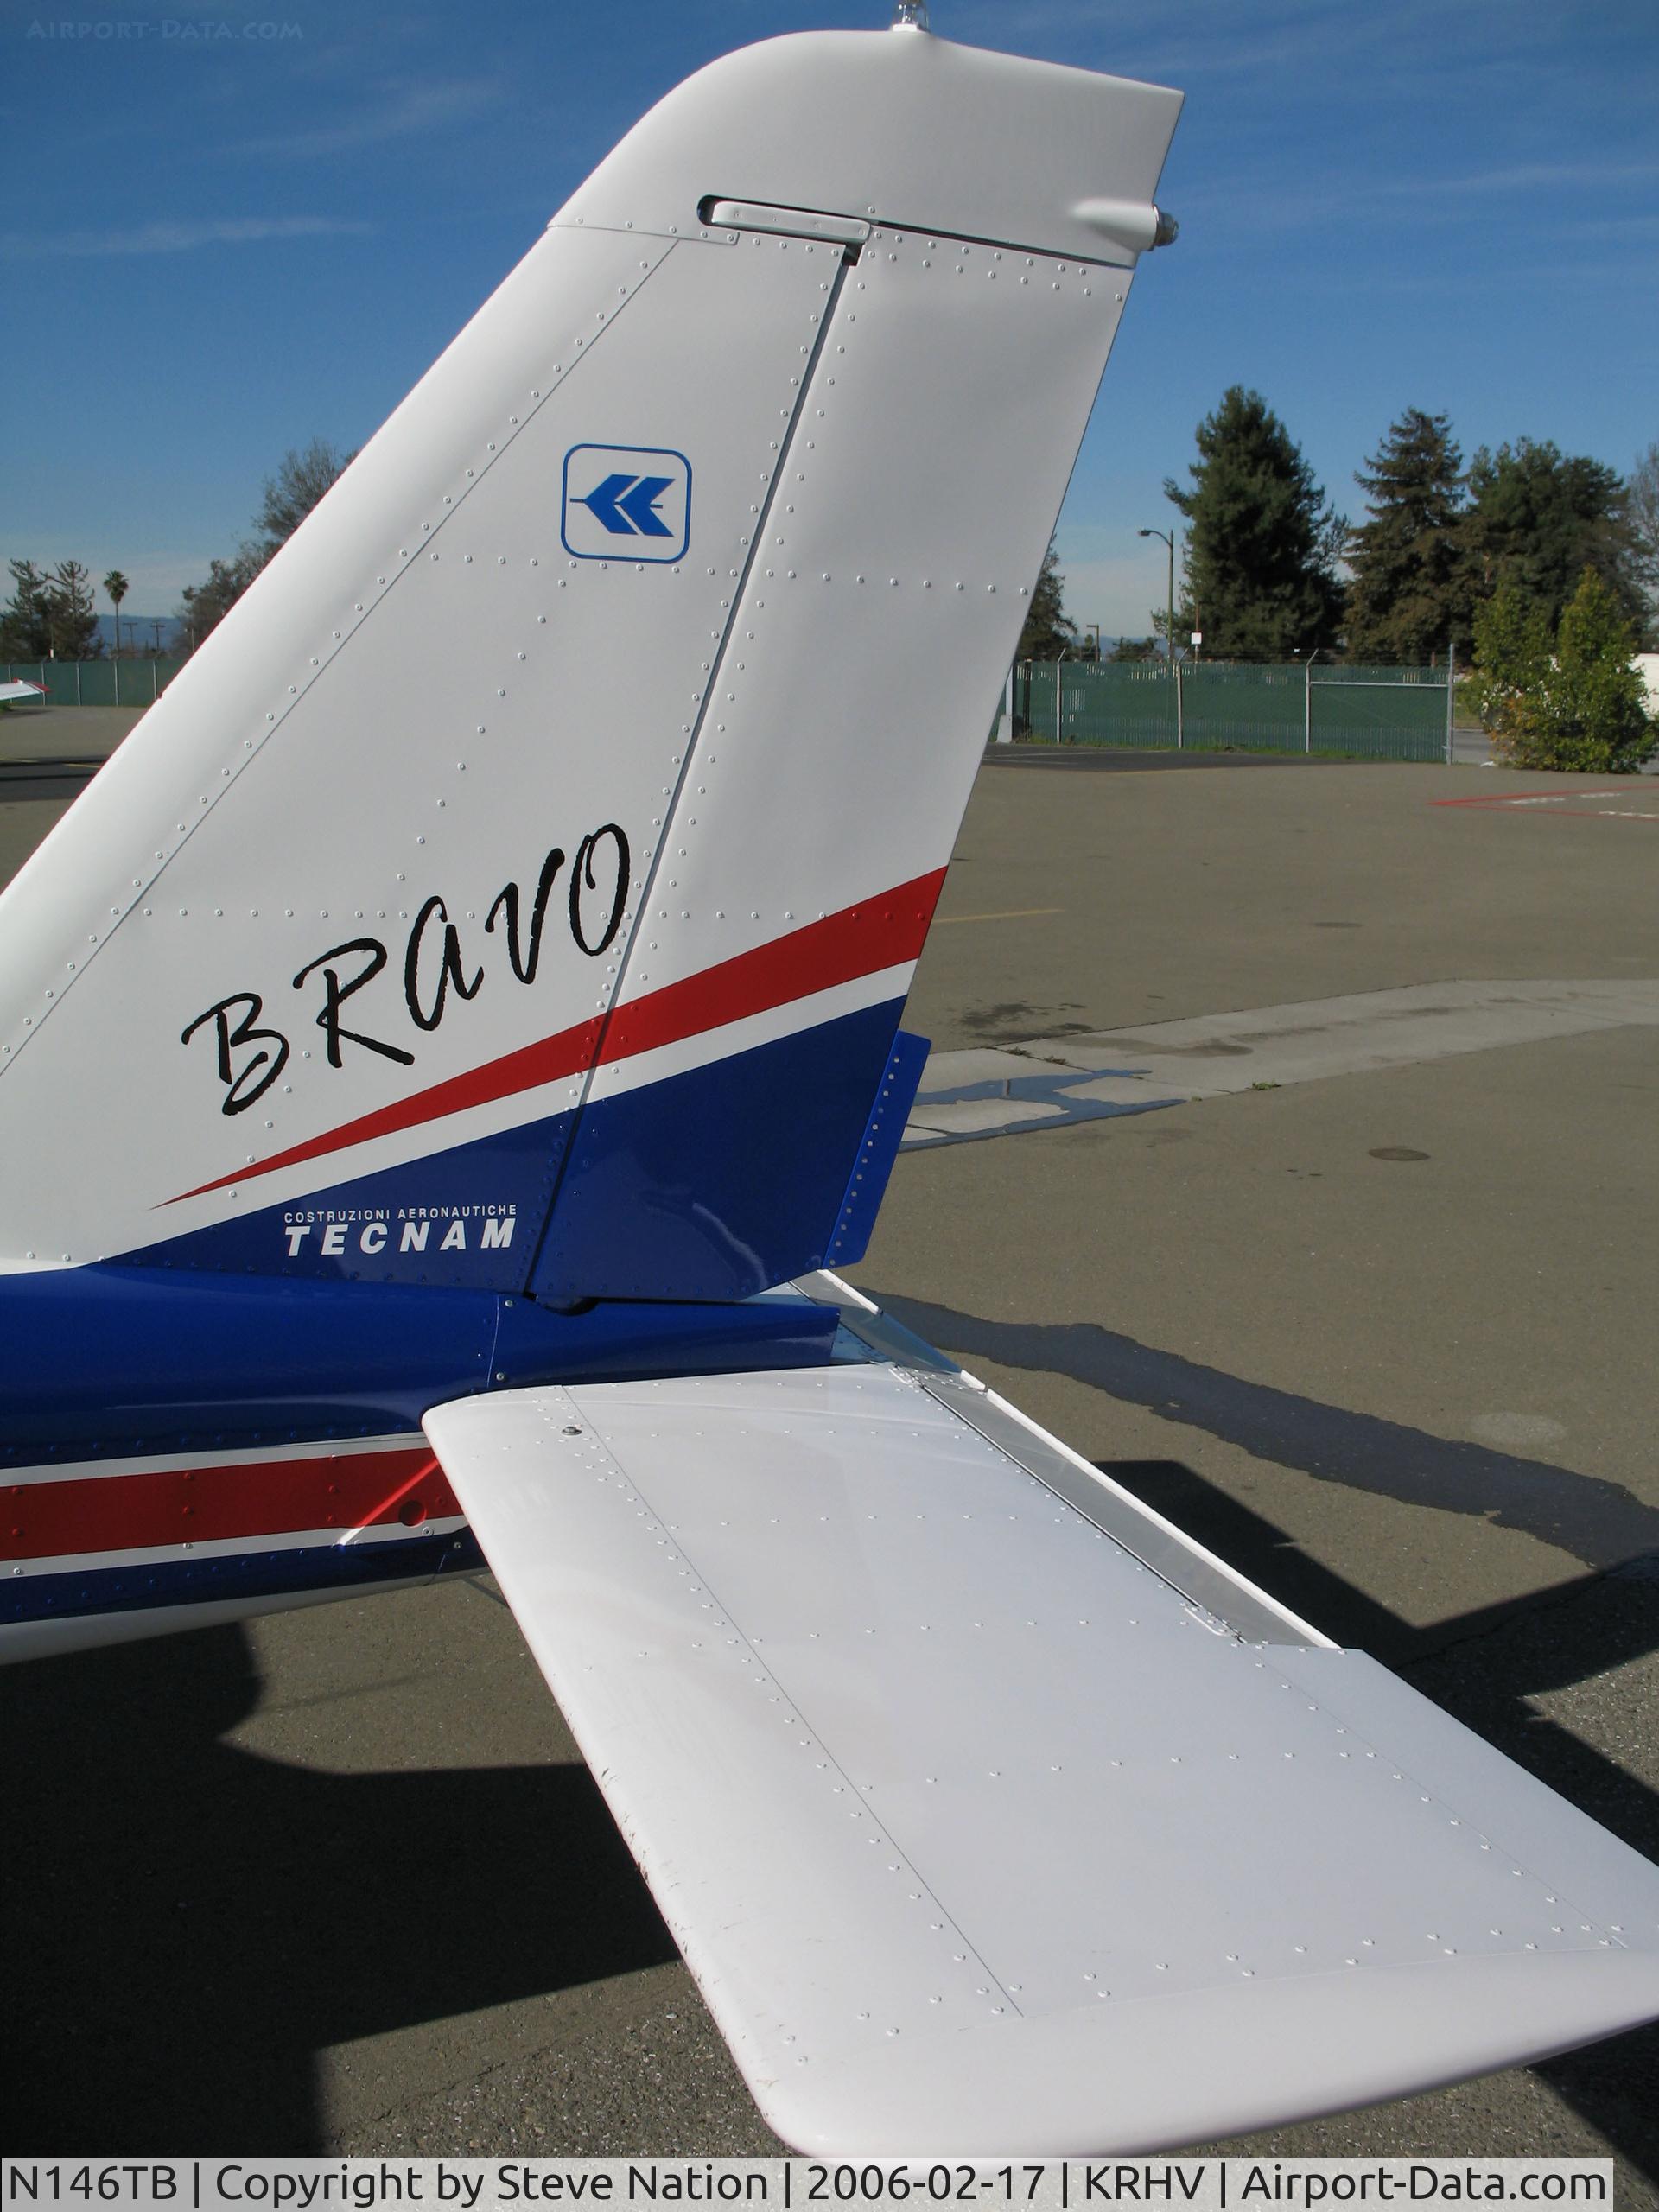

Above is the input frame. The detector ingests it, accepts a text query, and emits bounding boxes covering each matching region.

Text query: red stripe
[2,1446,459,1563]
[601,872,944,1060]
[166,868,945,1206]
[1429,791,1629,808]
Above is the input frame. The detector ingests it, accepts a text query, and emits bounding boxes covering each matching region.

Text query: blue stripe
[0,1268,838,1469]
[115,1105,576,1289]
[1,1527,486,1626]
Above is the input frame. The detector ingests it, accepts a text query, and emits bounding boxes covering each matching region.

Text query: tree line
[172,436,356,646]
[10,408,1653,767]
[1173,394,1655,664]
[0,559,111,662]
[1018,391,1656,771]
[1019,391,1656,667]
[0,439,354,665]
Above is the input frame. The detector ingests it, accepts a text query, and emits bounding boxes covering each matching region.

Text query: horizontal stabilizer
[425,1363,1659,2156]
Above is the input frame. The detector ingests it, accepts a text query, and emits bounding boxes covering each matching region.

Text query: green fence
[3,658,186,708]
[10,652,1452,760]
[1018,659,1451,762]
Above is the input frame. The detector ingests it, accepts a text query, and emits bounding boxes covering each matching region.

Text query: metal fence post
[1304,651,1313,753]
[113,655,121,707]
[74,661,82,707]
[1445,640,1456,765]
[1175,658,1184,749]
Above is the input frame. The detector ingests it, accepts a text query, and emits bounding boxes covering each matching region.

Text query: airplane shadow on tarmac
[2,1626,679,2152]
[4,1403,1658,2171]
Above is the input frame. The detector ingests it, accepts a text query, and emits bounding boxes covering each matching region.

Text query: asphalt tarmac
[3,727,1657,2181]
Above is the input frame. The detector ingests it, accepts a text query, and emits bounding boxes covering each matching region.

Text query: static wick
[891,0,930,28]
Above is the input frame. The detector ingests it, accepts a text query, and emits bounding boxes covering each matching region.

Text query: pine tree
[1344,409,1471,663]
[1016,537,1077,660]
[1164,387,1344,659]
[1465,439,1642,632]
[0,560,54,661]
[47,561,103,659]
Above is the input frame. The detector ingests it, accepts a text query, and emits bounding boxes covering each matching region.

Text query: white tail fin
[0,28,1179,1294]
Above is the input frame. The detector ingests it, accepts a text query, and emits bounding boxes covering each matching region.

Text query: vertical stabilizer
[0,29,1179,1294]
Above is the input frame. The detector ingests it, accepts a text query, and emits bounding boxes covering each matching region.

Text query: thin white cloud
[0,215,372,260]
[1380,158,1659,198]
[237,77,503,159]
[1179,152,1659,238]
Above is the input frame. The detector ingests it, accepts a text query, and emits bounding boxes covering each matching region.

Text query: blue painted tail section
[529,998,909,1304]
[0,1264,841,1471]
[113,1110,576,1291]
[826,1028,930,1270]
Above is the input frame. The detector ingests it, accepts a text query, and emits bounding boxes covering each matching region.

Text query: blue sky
[4,0,1656,641]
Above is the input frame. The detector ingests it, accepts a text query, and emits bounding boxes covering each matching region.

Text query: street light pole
[1138,526,1176,671]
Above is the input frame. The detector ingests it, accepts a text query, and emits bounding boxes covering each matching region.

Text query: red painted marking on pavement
[1431,790,1654,811]
[165,868,946,1205]
[1,1446,456,1563]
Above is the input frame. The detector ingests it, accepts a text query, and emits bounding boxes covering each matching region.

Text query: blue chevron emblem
[561,444,691,563]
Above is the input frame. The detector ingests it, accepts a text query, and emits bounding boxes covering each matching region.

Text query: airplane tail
[0,26,1179,1297]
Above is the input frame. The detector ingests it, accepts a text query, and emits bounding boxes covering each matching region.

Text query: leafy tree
[1469,568,1653,773]
[1344,409,1472,662]
[103,569,129,656]
[1016,536,1077,660]
[253,436,357,551]
[178,551,263,652]
[1465,582,1553,752]
[1628,441,1658,641]
[176,437,357,652]
[1164,386,1344,658]
[1465,439,1642,632]
[0,559,54,660]
[1109,635,1163,663]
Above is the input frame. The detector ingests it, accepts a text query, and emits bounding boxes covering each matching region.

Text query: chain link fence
[3,658,186,708]
[13,652,1454,763]
[1016,658,1453,762]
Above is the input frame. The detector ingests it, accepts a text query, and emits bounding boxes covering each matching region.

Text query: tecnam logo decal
[181,823,630,1118]
[561,444,691,563]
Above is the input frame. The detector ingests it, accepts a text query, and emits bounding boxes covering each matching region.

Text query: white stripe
[3,1430,429,1488]
[149,963,913,1228]
[584,961,915,1104]
[10,1516,467,1580]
